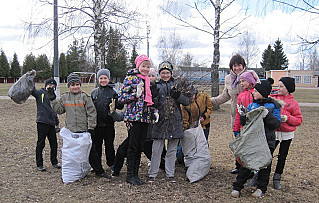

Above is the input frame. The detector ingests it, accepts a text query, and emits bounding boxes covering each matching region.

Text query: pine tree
[59,53,68,82]
[130,43,138,69]
[23,53,36,74]
[0,50,10,78]
[273,39,289,70]
[260,44,274,71]
[35,54,51,79]
[10,53,21,78]
[66,40,80,74]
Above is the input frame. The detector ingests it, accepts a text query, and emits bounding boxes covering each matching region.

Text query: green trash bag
[229,106,272,171]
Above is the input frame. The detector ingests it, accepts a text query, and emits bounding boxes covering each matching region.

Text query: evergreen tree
[66,40,80,74]
[273,39,289,70]
[105,26,128,80]
[260,44,274,71]
[23,53,36,74]
[35,54,51,79]
[59,53,68,82]
[0,50,10,78]
[130,43,138,69]
[10,53,21,78]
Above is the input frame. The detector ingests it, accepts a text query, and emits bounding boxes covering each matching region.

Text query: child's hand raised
[136,81,144,98]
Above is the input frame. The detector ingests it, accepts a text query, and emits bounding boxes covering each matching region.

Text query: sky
[1,0,319,70]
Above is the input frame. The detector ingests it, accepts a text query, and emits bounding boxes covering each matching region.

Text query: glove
[170,87,181,99]
[237,104,246,116]
[150,83,159,98]
[233,131,239,137]
[136,81,144,98]
[47,87,56,101]
[262,108,269,118]
[88,129,95,137]
[109,99,116,114]
[154,112,159,123]
[281,115,288,122]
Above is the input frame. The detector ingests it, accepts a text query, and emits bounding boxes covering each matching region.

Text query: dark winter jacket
[91,84,124,127]
[31,88,59,126]
[151,78,190,140]
[118,68,153,123]
[240,97,281,149]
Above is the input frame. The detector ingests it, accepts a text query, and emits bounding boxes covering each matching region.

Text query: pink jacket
[233,88,254,132]
[271,93,303,132]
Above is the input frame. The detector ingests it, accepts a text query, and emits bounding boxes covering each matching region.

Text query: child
[232,71,257,174]
[270,77,303,190]
[91,69,123,173]
[148,61,190,183]
[118,55,154,186]
[48,73,110,178]
[231,80,281,198]
[31,78,60,171]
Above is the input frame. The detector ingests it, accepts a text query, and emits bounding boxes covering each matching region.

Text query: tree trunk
[211,0,220,110]
[93,0,104,72]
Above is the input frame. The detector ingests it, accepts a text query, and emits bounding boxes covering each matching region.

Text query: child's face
[232,63,244,75]
[138,61,151,76]
[240,79,251,90]
[46,84,56,91]
[277,81,289,96]
[252,88,263,100]
[69,82,81,93]
[99,75,109,86]
[159,70,171,82]
[148,74,157,82]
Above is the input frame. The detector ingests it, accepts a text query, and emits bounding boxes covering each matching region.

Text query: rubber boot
[126,158,142,186]
[246,171,258,187]
[134,153,145,185]
[273,173,282,190]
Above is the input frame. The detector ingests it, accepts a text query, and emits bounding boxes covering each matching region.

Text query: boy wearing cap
[48,73,110,178]
[231,80,282,198]
[91,69,124,173]
[270,77,303,190]
[31,78,60,171]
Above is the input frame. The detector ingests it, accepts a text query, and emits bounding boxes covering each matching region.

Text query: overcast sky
[1,0,319,70]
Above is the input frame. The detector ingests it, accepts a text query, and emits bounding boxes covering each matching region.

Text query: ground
[0,99,318,202]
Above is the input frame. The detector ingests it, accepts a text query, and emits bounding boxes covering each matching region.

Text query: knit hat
[279,77,295,93]
[67,73,82,87]
[135,55,151,69]
[148,68,157,77]
[239,71,257,86]
[254,80,272,98]
[267,77,274,85]
[45,78,57,88]
[158,61,173,74]
[97,69,110,79]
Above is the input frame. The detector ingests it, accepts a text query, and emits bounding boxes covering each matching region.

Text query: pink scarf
[137,74,153,106]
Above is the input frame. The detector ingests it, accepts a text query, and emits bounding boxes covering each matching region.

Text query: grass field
[0,99,318,202]
[1,83,318,103]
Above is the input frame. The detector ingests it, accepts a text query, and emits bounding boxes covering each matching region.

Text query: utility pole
[53,0,60,98]
[147,23,150,57]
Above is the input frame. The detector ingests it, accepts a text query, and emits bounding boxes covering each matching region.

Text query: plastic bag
[181,122,211,183]
[59,127,92,184]
[8,70,36,104]
[229,106,272,171]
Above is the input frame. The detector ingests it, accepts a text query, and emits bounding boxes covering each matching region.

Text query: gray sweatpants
[149,138,179,178]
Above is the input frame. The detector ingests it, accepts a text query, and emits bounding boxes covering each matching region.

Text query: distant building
[266,70,319,88]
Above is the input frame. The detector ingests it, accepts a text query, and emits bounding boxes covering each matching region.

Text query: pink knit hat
[135,55,151,69]
[239,71,257,86]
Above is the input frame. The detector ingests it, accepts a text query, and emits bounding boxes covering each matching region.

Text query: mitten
[170,87,181,99]
[262,108,269,118]
[233,131,239,137]
[47,87,56,101]
[281,115,288,122]
[136,81,144,98]
[154,112,159,123]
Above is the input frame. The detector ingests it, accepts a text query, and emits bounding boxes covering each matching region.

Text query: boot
[273,173,282,190]
[134,153,145,185]
[126,158,142,186]
[246,172,258,187]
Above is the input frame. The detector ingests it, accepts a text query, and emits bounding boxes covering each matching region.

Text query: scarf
[230,69,246,88]
[137,74,153,106]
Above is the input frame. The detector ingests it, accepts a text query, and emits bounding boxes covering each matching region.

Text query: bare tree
[238,31,259,68]
[180,52,194,66]
[161,0,248,105]
[26,0,139,71]
[308,48,319,70]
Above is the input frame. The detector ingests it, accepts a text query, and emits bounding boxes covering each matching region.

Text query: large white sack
[181,122,211,183]
[59,127,92,184]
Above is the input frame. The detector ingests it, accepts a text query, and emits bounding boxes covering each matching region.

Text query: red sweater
[233,88,254,132]
[271,93,303,132]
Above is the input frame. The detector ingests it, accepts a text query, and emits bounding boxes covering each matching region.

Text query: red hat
[135,55,151,69]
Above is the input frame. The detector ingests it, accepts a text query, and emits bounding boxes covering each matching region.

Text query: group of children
[31,54,302,198]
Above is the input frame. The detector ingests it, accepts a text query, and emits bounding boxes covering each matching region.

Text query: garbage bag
[59,127,92,184]
[8,70,36,104]
[229,106,272,171]
[181,122,211,183]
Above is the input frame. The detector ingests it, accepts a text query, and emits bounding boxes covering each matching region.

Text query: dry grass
[0,99,318,202]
